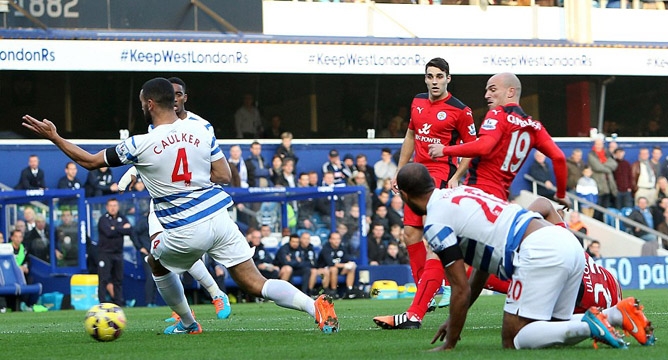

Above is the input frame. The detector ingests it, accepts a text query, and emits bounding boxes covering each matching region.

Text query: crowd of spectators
[531,136,668,251]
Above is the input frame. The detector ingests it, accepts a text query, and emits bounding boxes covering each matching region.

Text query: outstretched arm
[22,115,107,170]
[429,135,497,159]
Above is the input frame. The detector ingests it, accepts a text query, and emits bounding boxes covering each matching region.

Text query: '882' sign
[13,0,79,19]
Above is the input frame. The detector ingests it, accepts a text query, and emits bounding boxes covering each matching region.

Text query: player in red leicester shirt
[428,72,569,205]
[374,57,476,330]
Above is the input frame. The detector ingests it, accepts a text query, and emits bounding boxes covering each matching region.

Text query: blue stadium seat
[0,244,43,297]
[621,207,634,217]
[315,228,331,241]
[604,207,622,227]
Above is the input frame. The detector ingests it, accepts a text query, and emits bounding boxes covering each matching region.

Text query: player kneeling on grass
[396,163,653,350]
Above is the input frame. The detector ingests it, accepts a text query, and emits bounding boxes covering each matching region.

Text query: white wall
[263,2,667,43]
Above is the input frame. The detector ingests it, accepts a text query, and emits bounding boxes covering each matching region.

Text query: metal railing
[523,174,667,244]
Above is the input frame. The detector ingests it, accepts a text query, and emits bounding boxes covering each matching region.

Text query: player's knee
[147,255,169,276]
[403,226,424,246]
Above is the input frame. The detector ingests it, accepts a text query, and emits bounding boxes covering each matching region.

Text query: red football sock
[407,242,427,283]
[485,275,510,294]
[406,259,445,321]
[465,266,510,294]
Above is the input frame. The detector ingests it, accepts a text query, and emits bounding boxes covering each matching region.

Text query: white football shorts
[503,226,585,321]
[150,209,253,274]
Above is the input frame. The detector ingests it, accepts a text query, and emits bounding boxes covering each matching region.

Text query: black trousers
[98,251,124,306]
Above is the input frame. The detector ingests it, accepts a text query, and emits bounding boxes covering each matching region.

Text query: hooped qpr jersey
[114,119,232,230]
[409,93,476,179]
[423,186,541,280]
[465,104,564,201]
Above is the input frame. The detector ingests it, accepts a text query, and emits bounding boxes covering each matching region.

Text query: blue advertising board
[598,256,668,291]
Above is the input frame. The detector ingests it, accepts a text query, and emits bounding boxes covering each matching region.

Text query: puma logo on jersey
[416,107,424,114]
[481,119,498,130]
[418,123,432,135]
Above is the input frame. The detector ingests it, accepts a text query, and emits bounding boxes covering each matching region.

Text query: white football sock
[188,260,223,298]
[153,272,196,326]
[513,320,590,349]
[261,279,315,317]
[571,307,621,327]
[602,306,623,327]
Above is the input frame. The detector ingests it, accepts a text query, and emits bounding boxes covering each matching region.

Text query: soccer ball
[84,303,127,342]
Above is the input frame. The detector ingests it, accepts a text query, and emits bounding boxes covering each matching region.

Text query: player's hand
[447,177,460,189]
[118,167,138,192]
[22,115,59,140]
[428,144,445,159]
[553,196,572,211]
[430,318,459,350]
[391,174,399,194]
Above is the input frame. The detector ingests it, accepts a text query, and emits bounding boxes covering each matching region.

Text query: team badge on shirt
[481,119,498,130]
[437,111,447,121]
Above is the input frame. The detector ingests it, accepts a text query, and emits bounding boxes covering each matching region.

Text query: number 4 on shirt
[172,148,192,185]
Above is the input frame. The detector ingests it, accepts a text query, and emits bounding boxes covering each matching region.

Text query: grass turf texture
[1,289,664,359]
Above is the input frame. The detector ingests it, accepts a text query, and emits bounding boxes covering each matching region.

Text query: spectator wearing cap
[373,148,397,190]
[322,149,347,187]
[342,153,357,179]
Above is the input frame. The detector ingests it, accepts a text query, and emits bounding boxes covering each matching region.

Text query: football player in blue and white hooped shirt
[395,163,626,351]
[21,77,339,335]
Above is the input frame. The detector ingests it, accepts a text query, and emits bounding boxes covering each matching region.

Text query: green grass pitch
[1,289,665,359]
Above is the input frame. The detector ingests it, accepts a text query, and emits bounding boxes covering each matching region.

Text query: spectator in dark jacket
[16,154,46,190]
[85,167,118,197]
[274,234,311,294]
[25,215,61,263]
[528,151,556,198]
[275,131,299,167]
[628,197,655,242]
[612,148,634,209]
[97,198,132,306]
[381,242,409,265]
[245,141,273,187]
[367,223,391,266]
[57,161,83,190]
[247,228,279,280]
[316,232,357,299]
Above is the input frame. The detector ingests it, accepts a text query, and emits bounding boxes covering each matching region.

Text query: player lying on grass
[394,163,653,350]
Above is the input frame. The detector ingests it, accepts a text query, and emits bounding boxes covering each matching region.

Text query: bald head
[485,72,522,109]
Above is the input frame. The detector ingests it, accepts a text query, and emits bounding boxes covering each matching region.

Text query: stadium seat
[0,244,43,298]
[605,207,622,227]
[315,228,331,241]
[621,207,634,217]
